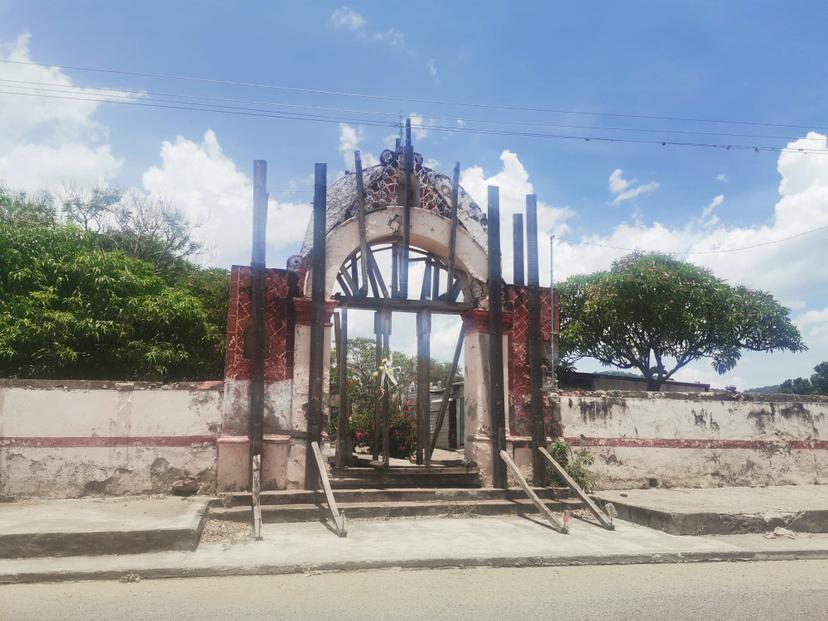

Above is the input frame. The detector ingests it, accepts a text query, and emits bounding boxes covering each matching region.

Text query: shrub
[546,440,595,491]
[349,400,416,459]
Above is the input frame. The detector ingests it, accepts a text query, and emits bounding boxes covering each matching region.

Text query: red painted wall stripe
[0,436,217,448]
[565,436,828,450]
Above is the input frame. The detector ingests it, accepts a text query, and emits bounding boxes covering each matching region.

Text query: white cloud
[717,173,728,183]
[608,168,660,204]
[700,193,724,226]
[141,130,310,268]
[0,33,134,193]
[337,123,379,170]
[329,7,406,49]
[426,59,439,85]
[409,112,430,141]
[329,7,366,31]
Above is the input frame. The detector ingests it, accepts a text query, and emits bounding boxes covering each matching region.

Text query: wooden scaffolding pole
[416,309,431,466]
[249,160,268,485]
[306,162,327,490]
[526,194,545,485]
[488,186,508,488]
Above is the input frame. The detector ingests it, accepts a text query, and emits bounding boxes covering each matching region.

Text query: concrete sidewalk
[2,514,827,584]
[0,497,209,558]
[595,485,828,535]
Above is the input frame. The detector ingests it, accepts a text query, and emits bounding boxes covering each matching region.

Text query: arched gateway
[217,129,558,494]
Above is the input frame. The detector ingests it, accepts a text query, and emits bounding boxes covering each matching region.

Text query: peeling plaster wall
[0,380,223,499]
[559,391,828,490]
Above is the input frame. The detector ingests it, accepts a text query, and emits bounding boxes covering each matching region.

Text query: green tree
[0,183,228,381]
[558,252,806,390]
[779,361,828,395]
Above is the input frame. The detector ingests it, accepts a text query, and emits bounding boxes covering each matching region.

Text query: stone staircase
[208,486,580,523]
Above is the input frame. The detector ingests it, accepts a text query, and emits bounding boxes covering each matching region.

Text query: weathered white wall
[0,380,223,499]
[559,391,828,489]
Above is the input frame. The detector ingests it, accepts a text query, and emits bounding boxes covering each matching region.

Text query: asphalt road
[4,560,828,620]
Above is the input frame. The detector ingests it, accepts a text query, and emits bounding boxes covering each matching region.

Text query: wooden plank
[306,162,327,490]
[338,266,359,296]
[488,186,508,489]
[500,450,568,534]
[354,151,370,296]
[249,160,268,485]
[333,296,472,314]
[381,318,391,469]
[251,453,263,540]
[428,323,465,458]
[526,194,545,485]
[311,441,347,537]
[539,447,614,530]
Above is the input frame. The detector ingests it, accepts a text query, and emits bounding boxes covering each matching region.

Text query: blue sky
[1,1,826,388]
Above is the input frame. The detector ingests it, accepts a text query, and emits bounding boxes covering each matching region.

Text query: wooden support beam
[251,453,263,540]
[249,160,268,484]
[334,311,350,468]
[372,313,382,463]
[416,309,431,466]
[391,243,399,298]
[399,118,413,300]
[311,441,347,537]
[334,296,472,314]
[338,266,359,297]
[500,450,567,533]
[445,161,460,298]
[488,186,508,489]
[381,312,391,469]
[539,447,614,530]
[306,162,327,490]
[428,323,465,459]
[354,151,370,296]
[512,213,525,286]
[432,261,440,300]
[367,247,389,298]
[526,194,545,485]
[420,260,432,300]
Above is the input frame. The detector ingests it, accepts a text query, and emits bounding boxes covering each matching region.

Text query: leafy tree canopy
[779,361,828,395]
[0,186,228,381]
[558,252,806,390]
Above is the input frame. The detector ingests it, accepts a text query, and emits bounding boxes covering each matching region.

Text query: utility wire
[3,87,828,156]
[0,77,824,144]
[1,57,825,133]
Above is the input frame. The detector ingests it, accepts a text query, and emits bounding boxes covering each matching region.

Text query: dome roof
[299,147,487,256]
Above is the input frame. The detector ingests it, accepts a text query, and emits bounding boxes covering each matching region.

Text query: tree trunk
[646,377,663,391]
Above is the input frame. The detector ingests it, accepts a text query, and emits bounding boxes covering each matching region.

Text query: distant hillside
[746,385,782,394]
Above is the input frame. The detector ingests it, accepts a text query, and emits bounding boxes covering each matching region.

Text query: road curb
[1,548,827,585]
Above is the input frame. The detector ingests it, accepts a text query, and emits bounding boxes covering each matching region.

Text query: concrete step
[208,497,582,523]
[330,466,482,489]
[0,497,210,559]
[215,487,571,507]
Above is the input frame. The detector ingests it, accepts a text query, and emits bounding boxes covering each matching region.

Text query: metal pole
[488,186,508,488]
[249,160,268,488]
[306,163,327,489]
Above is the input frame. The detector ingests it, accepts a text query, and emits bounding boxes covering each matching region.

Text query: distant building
[560,371,709,392]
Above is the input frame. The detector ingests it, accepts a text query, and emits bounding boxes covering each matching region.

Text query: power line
[556,224,828,256]
[3,87,828,157]
[1,76,825,145]
[2,57,826,133]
